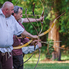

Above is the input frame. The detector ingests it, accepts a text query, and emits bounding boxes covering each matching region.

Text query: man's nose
[21,15,23,17]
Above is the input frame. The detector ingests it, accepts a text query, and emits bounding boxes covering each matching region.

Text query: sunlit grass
[24,51,69,63]
[61,53,69,60]
[24,63,69,69]
[23,51,69,69]
[24,52,46,63]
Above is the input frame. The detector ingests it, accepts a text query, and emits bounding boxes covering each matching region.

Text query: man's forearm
[21,30,38,39]
[23,18,41,23]
[21,30,33,38]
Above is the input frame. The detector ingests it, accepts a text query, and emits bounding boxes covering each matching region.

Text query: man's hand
[32,35,38,39]
[31,40,38,45]
[31,39,42,48]
[37,41,42,48]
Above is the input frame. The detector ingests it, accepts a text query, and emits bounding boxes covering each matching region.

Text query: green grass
[24,63,69,69]
[24,52,69,63]
[61,53,69,60]
[23,51,69,69]
[24,53,46,63]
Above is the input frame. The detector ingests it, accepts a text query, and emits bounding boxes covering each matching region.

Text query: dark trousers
[0,51,13,69]
[13,55,23,69]
[0,62,2,69]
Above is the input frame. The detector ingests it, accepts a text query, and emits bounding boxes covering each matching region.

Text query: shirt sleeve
[22,45,39,54]
[13,17,24,35]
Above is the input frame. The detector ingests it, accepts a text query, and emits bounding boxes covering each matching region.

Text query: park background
[0,0,69,69]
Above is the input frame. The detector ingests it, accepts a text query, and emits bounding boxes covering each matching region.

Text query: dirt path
[40,60,69,63]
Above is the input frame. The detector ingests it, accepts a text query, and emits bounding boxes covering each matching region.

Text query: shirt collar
[0,9,3,15]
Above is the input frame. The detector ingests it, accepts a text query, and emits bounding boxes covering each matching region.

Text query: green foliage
[46,39,54,59]
[58,0,69,48]
[0,0,11,7]
[59,0,69,33]
[60,33,69,47]
[59,12,69,33]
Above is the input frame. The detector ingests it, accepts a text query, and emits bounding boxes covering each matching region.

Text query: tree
[47,0,69,60]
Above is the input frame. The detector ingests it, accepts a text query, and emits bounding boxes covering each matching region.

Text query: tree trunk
[47,0,61,61]
[48,12,61,61]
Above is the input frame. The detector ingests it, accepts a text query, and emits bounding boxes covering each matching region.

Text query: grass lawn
[23,51,69,69]
[24,63,69,69]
